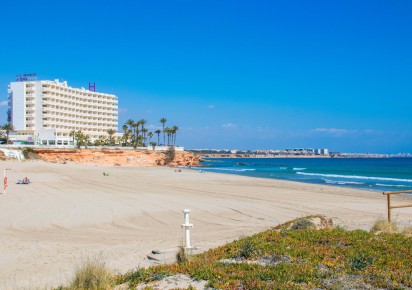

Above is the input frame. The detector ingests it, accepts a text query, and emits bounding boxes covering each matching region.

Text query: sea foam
[297,172,412,183]
[376,183,409,188]
[322,179,364,185]
[202,167,256,172]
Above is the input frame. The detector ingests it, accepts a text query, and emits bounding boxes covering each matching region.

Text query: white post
[181,208,193,249]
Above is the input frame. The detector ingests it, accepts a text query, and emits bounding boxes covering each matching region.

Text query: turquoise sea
[198,158,412,193]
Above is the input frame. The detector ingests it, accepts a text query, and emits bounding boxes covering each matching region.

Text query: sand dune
[0,160,411,289]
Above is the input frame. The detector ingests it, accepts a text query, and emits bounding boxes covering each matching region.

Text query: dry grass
[402,225,412,235]
[370,217,398,233]
[69,255,115,290]
[176,245,188,264]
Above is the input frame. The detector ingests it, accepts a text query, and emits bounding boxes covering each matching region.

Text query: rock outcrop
[33,148,200,167]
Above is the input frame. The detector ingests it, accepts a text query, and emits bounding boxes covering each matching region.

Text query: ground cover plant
[118,216,412,289]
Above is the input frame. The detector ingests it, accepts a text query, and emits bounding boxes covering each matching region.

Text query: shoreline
[1,160,412,288]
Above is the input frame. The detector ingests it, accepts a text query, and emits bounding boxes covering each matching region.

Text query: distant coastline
[194,153,412,159]
[198,153,330,159]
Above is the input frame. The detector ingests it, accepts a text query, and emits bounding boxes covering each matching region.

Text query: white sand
[0,160,411,289]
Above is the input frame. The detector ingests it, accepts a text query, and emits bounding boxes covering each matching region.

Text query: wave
[201,159,224,163]
[293,167,306,171]
[323,179,365,185]
[201,167,256,172]
[297,172,412,183]
[280,167,288,170]
[376,183,409,188]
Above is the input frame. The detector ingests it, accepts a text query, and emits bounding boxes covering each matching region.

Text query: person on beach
[17,177,30,184]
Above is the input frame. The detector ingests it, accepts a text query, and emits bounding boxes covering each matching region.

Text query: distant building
[314,148,329,155]
[7,79,118,145]
[321,148,329,155]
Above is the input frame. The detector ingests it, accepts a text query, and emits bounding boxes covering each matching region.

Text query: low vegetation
[176,245,189,264]
[117,216,412,289]
[370,217,398,233]
[402,225,412,235]
[21,147,38,159]
[57,255,115,290]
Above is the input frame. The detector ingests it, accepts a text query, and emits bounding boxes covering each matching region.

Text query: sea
[197,158,412,193]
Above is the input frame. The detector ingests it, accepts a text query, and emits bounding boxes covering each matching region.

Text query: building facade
[7,79,118,145]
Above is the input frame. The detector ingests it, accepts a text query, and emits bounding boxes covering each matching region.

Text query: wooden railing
[383,190,412,222]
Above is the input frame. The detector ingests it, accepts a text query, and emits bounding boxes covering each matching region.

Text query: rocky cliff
[33,148,200,167]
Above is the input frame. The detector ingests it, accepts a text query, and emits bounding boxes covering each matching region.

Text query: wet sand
[0,160,410,289]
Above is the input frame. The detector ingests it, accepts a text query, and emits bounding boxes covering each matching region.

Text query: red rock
[33,148,200,167]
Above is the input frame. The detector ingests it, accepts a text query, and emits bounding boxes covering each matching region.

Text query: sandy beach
[0,160,411,289]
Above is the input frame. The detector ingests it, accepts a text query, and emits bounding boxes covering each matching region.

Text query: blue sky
[1,0,411,153]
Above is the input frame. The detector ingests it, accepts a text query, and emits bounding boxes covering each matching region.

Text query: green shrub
[239,239,257,259]
[349,251,374,270]
[22,147,37,159]
[290,218,315,230]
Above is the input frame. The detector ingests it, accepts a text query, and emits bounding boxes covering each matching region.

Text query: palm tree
[155,129,161,146]
[132,121,140,148]
[148,132,153,144]
[69,130,76,146]
[164,127,171,145]
[171,125,179,146]
[126,119,134,129]
[124,119,134,147]
[149,141,157,150]
[74,131,84,148]
[2,123,15,145]
[142,128,148,146]
[98,135,107,146]
[83,134,91,148]
[122,125,130,146]
[169,127,175,145]
[160,118,167,145]
[139,119,147,146]
[106,129,116,145]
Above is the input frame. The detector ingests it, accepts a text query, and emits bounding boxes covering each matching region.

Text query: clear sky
[1,0,411,153]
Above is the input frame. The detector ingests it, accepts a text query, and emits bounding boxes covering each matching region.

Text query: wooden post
[387,193,391,222]
[384,190,412,223]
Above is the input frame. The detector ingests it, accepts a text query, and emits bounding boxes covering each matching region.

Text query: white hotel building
[7,79,118,145]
